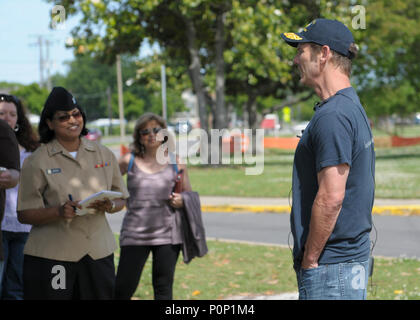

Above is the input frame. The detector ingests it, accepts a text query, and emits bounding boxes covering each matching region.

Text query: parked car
[85,128,102,142]
[174,121,192,134]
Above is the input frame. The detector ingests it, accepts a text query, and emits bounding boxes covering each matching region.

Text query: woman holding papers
[115,112,192,300]
[17,87,129,300]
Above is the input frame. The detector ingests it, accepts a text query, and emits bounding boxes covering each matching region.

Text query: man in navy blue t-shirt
[281,19,375,300]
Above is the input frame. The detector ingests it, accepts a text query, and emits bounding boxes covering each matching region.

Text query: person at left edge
[0,117,20,297]
[17,87,129,300]
[0,93,39,300]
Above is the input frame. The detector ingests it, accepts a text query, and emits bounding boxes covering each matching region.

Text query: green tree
[47,0,210,125]
[134,53,190,116]
[46,0,230,132]
[46,0,420,131]
[357,0,420,120]
[224,1,314,129]
[10,83,49,115]
[51,54,153,120]
[305,0,420,120]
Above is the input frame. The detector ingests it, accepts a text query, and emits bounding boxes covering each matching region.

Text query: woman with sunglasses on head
[0,94,39,300]
[114,112,193,300]
[16,87,129,300]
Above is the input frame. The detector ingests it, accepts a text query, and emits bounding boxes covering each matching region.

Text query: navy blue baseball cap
[281,19,355,58]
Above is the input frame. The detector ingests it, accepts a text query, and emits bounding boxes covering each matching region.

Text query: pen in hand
[68,194,77,212]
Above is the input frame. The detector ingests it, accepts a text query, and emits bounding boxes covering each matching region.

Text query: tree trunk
[246,94,258,154]
[246,94,258,130]
[214,10,227,130]
[184,17,208,133]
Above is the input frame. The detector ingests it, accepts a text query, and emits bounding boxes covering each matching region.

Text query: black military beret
[43,87,78,114]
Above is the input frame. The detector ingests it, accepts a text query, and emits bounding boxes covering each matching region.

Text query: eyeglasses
[0,94,20,105]
[140,127,162,136]
[54,110,83,123]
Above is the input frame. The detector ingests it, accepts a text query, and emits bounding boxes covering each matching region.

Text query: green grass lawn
[374,146,420,198]
[188,149,294,198]
[188,145,420,199]
[373,124,420,138]
[113,238,420,300]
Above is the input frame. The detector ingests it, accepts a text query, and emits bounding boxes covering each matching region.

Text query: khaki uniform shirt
[17,137,129,262]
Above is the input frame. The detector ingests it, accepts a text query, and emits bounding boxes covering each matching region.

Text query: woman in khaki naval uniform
[17,87,129,300]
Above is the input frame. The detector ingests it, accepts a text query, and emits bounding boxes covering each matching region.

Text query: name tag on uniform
[46,168,62,175]
[95,162,111,168]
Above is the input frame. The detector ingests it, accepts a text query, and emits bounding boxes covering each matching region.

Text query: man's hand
[301,253,319,270]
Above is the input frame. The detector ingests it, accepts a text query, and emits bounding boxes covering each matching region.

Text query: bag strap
[127,152,135,172]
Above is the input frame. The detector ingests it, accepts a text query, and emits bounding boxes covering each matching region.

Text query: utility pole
[161,64,167,122]
[30,35,55,90]
[35,36,45,88]
[107,86,113,136]
[45,39,52,92]
[116,54,125,144]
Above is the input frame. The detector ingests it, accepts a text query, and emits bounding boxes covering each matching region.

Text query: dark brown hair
[131,112,168,157]
[0,94,40,152]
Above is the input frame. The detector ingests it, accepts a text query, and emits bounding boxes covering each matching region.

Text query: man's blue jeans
[296,260,369,300]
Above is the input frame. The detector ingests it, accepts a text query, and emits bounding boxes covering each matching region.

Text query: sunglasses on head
[140,127,162,136]
[0,94,20,105]
[54,110,83,123]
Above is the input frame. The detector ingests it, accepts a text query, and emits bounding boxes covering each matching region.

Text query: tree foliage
[10,83,49,115]
[45,0,420,128]
[302,0,420,119]
[50,54,180,121]
[356,0,420,118]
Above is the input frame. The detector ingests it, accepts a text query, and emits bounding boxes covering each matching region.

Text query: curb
[201,205,420,216]
[372,205,420,216]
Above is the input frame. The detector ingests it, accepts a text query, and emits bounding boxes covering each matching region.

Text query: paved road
[107,211,420,259]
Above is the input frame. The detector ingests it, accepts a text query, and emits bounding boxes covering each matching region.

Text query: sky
[0,0,155,86]
[0,0,80,85]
